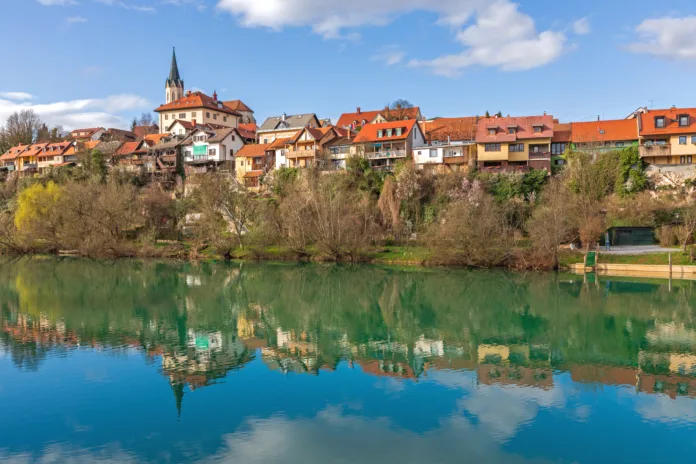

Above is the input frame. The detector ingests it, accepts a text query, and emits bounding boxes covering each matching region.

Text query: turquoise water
[0,259,695,463]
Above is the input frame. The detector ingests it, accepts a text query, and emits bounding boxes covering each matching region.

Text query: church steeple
[165,47,184,104]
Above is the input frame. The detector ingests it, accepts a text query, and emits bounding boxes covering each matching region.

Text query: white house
[181,127,245,174]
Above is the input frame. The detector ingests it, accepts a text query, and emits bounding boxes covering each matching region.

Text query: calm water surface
[1,259,696,463]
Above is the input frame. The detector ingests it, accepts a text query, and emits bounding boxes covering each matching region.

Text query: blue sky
[2,0,696,130]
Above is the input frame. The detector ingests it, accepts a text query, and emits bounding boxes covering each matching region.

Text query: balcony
[185,154,219,164]
[528,151,551,159]
[640,144,671,158]
[443,155,467,164]
[287,149,319,159]
[366,150,407,160]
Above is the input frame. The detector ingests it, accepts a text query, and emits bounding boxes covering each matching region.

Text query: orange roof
[552,123,572,143]
[639,107,696,137]
[571,119,638,143]
[133,124,159,139]
[236,143,271,158]
[154,91,241,116]
[353,119,419,144]
[82,140,101,151]
[223,100,253,112]
[476,115,554,143]
[113,141,141,157]
[0,144,29,161]
[18,143,49,159]
[243,170,264,178]
[70,127,102,137]
[289,127,325,144]
[239,122,257,132]
[143,134,168,146]
[421,117,477,143]
[336,108,383,129]
[269,137,292,150]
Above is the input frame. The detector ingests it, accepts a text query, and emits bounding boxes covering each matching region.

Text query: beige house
[256,113,321,144]
[155,91,241,132]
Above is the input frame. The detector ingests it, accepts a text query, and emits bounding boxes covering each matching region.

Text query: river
[0,258,695,463]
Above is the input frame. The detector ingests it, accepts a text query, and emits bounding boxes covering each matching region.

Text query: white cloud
[371,45,405,66]
[217,0,567,74]
[0,94,150,131]
[0,92,34,101]
[163,0,207,11]
[572,17,590,35]
[67,16,89,23]
[36,0,77,5]
[95,0,156,12]
[627,16,696,61]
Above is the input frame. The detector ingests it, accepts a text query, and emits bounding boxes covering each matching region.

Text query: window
[413,130,417,140]
[689,156,694,164]
[681,156,686,164]
[263,138,268,144]
[533,125,543,133]
[655,116,665,128]
[223,116,227,122]
[191,112,196,118]
[230,149,234,157]
[213,114,218,120]
[551,143,566,155]
[679,115,690,127]
[386,129,393,137]
[508,127,516,135]
[208,148,217,156]
[429,149,438,158]
[488,128,496,136]
[692,136,696,144]
[206,112,211,118]
[377,130,383,138]
[485,143,501,152]
[165,114,169,120]
[179,113,186,119]
[509,143,525,152]
[680,136,687,145]
[615,142,625,148]
[395,128,402,137]
[231,134,236,141]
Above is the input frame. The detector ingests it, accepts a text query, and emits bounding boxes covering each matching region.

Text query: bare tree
[676,201,696,251]
[526,178,574,268]
[3,110,42,147]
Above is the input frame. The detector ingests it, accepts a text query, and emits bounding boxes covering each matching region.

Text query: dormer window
[599,129,605,134]
[679,115,690,127]
[362,119,367,125]
[377,130,384,138]
[655,116,666,128]
[386,129,393,137]
[533,124,543,133]
[395,128,403,137]
[508,127,516,135]
[488,128,496,136]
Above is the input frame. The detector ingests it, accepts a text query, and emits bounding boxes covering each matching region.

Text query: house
[414,117,478,172]
[155,90,241,133]
[271,137,294,170]
[36,141,76,172]
[235,143,273,189]
[280,126,344,169]
[570,119,638,153]
[69,127,105,142]
[336,106,424,130]
[133,124,160,139]
[353,119,427,171]
[475,115,554,172]
[237,123,257,144]
[14,142,49,175]
[324,131,357,170]
[551,122,571,166]
[257,113,321,144]
[638,107,696,166]
[0,144,28,173]
[181,127,245,175]
[223,100,255,124]
[103,128,138,142]
[112,141,145,172]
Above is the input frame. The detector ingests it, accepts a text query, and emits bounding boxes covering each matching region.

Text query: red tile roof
[421,117,477,143]
[289,127,325,144]
[353,119,419,144]
[552,123,572,143]
[237,128,256,140]
[0,144,28,161]
[476,115,554,143]
[69,127,103,138]
[81,140,101,151]
[239,123,257,132]
[167,120,196,131]
[143,134,168,146]
[639,108,696,137]
[243,170,264,178]
[336,109,383,129]
[571,119,638,143]
[133,124,159,139]
[18,143,49,159]
[154,91,241,116]
[269,138,292,150]
[236,143,271,158]
[223,100,253,113]
[113,141,141,157]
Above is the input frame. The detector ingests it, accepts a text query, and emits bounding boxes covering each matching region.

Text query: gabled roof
[289,127,325,144]
[81,140,101,151]
[243,170,264,178]
[571,119,638,143]
[476,115,554,143]
[0,144,29,161]
[166,120,196,132]
[113,141,141,157]
[258,114,320,133]
[39,141,74,156]
[237,126,256,140]
[336,109,383,129]
[639,108,696,137]
[269,137,293,150]
[223,100,253,113]
[104,128,137,141]
[236,143,272,158]
[94,141,123,156]
[154,91,241,116]
[18,143,49,159]
[133,124,160,139]
[420,117,477,143]
[552,123,572,143]
[143,133,169,146]
[353,119,420,143]
[70,127,103,138]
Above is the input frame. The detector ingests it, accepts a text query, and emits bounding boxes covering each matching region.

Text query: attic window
[488,128,496,136]
[386,128,393,137]
[508,127,516,135]
[679,115,690,127]
[599,129,605,134]
[655,116,665,128]
[377,130,384,138]
[395,128,403,137]
[362,120,367,125]
[533,125,543,133]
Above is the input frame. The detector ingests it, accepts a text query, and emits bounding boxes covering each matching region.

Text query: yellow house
[639,108,696,165]
[235,143,273,189]
[475,115,554,172]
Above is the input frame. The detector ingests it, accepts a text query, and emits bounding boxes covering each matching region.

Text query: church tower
[165,47,184,104]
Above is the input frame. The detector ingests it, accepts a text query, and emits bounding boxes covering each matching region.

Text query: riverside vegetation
[0,146,695,269]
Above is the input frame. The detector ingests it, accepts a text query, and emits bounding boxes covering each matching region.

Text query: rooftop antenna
[649,99,655,110]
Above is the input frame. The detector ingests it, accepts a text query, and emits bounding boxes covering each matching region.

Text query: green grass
[559,250,694,267]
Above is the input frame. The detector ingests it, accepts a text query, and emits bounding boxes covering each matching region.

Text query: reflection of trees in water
[1,258,696,392]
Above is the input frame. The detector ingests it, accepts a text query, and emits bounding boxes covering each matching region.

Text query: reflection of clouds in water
[0,444,138,463]
[634,393,696,424]
[203,407,553,464]
[372,376,407,393]
[426,369,567,442]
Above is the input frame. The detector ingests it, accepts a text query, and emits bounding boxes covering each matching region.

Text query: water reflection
[0,259,695,462]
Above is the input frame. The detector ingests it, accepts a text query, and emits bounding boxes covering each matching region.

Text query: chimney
[282,113,287,122]
[186,90,191,97]
[597,115,600,121]
[357,107,361,115]
[213,90,218,101]
[192,119,197,127]
[543,111,547,116]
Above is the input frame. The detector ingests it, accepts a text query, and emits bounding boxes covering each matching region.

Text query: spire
[169,47,181,83]
[171,381,184,420]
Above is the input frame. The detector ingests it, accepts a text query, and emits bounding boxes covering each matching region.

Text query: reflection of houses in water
[638,351,696,399]
[476,344,554,390]
[260,328,322,375]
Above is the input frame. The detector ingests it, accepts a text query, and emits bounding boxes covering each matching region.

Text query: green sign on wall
[193,145,208,156]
